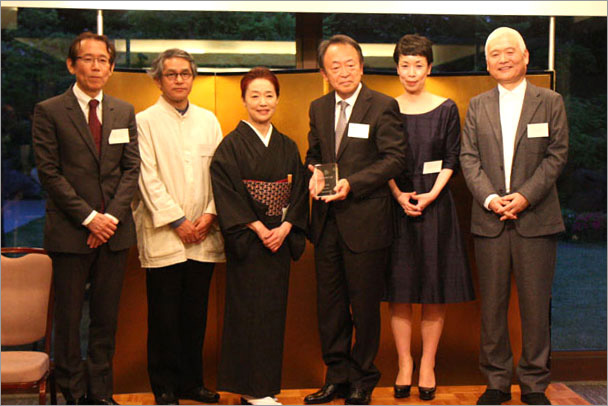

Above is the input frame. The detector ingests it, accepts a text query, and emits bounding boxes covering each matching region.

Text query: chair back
[1,248,53,346]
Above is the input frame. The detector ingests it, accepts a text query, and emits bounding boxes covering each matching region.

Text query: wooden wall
[104,70,553,393]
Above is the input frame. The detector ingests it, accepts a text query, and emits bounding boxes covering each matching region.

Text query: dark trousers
[314,214,386,391]
[50,245,129,400]
[475,225,557,395]
[146,260,215,396]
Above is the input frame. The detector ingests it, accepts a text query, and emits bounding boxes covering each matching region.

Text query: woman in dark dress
[210,67,308,405]
[385,35,475,401]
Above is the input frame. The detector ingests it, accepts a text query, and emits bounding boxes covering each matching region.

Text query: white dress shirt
[334,82,363,129]
[484,79,527,209]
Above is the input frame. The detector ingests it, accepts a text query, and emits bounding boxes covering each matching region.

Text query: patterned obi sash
[242,178,291,217]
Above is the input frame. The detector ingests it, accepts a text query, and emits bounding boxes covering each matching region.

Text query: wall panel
[106,70,551,393]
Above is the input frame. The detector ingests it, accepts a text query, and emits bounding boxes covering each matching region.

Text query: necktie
[88,99,102,156]
[335,100,348,156]
[88,99,105,212]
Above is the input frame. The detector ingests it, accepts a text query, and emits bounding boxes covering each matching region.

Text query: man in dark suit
[304,34,406,405]
[460,27,568,406]
[32,32,139,405]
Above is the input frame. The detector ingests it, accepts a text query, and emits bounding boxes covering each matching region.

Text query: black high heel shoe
[393,362,416,399]
[418,386,436,401]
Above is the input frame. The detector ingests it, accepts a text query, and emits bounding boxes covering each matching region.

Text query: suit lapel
[100,95,114,162]
[63,88,99,162]
[483,87,504,155]
[337,84,371,161]
[513,83,542,155]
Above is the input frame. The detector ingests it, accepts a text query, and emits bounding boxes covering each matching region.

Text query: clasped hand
[86,213,118,248]
[175,214,217,244]
[249,221,292,253]
[489,192,529,221]
[397,191,435,217]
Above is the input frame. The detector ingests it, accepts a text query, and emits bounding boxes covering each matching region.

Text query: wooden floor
[114,383,589,405]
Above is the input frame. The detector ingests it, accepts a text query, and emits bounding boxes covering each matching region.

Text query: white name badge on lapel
[423,160,443,174]
[527,123,549,138]
[347,123,369,139]
[109,128,130,144]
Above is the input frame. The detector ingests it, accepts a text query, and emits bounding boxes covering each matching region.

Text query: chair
[1,247,57,405]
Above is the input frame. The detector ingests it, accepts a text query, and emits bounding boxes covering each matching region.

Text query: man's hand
[175,219,203,244]
[86,233,105,249]
[498,192,529,221]
[193,213,217,241]
[321,179,350,202]
[264,222,292,253]
[488,196,518,221]
[86,213,117,242]
[308,164,323,200]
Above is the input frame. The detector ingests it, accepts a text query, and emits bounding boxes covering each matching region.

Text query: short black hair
[317,34,364,71]
[68,32,116,65]
[393,34,433,65]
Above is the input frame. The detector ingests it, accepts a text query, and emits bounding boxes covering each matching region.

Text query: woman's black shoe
[394,385,411,398]
[418,386,436,401]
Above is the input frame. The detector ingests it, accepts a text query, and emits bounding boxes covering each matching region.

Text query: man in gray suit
[460,27,568,405]
[32,32,139,405]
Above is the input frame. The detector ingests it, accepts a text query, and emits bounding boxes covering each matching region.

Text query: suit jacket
[305,84,406,253]
[32,86,140,253]
[460,81,568,238]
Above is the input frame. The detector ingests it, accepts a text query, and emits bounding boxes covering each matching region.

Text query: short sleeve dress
[385,99,475,304]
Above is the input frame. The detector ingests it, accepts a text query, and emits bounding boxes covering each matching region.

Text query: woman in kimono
[210,67,308,406]
[384,35,474,401]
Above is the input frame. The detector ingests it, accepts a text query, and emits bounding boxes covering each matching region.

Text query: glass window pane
[322,13,549,71]
[104,10,297,69]
[1,7,96,248]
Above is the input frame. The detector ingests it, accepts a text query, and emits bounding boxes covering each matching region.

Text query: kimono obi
[243,178,291,217]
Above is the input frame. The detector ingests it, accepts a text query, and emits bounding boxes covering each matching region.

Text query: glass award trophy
[313,163,339,197]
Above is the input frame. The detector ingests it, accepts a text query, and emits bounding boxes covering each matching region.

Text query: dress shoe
[85,397,120,405]
[304,383,349,404]
[345,388,372,405]
[177,386,219,403]
[154,392,179,405]
[418,386,436,401]
[477,389,511,405]
[521,392,551,405]
[394,384,411,398]
[394,360,415,398]
[65,395,87,405]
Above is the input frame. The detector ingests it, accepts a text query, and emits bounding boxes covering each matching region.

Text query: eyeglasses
[162,72,193,81]
[76,56,111,66]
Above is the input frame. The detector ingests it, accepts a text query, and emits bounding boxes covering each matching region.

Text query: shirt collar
[334,82,363,107]
[158,95,190,117]
[73,82,103,105]
[498,78,527,98]
[243,120,273,140]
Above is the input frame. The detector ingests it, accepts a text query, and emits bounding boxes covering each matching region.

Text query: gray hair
[148,48,197,80]
[484,27,527,58]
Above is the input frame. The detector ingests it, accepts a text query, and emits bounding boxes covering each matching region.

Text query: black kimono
[210,121,308,398]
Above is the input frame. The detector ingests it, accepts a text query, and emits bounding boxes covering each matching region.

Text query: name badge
[423,160,443,174]
[347,123,369,139]
[109,128,130,144]
[527,123,549,138]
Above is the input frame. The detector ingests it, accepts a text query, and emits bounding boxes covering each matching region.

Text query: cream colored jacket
[133,97,225,268]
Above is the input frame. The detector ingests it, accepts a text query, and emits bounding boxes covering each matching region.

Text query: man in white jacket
[133,48,225,405]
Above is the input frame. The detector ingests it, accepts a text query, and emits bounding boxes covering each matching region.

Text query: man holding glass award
[304,35,406,406]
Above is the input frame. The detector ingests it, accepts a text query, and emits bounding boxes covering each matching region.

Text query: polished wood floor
[113,383,589,405]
